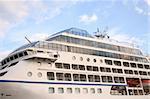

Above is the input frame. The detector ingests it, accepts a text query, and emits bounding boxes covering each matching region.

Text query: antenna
[94,26,110,39]
[25,36,32,44]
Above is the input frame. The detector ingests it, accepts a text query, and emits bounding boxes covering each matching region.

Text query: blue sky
[0,0,149,60]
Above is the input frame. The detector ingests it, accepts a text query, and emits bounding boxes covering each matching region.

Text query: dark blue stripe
[0,80,127,86]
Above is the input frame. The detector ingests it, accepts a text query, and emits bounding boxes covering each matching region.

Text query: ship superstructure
[0,28,150,99]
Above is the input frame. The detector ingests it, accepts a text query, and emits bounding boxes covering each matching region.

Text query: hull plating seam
[0,80,127,86]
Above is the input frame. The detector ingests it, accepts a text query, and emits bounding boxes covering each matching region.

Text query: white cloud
[0,51,10,61]
[144,0,150,6]
[108,27,144,47]
[79,14,98,24]
[0,0,28,37]
[29,33,49,42]
[0,0,83,38]
[135,7,144,14]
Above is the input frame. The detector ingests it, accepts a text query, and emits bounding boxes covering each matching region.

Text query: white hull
[0,82,149,99]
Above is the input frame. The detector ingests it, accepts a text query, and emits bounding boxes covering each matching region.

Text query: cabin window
[90,88,95,94]
[139,90,143,95]
[58,88,64,94]
[55,63,62,68]
[105,59,112,65]
[100,67,105,72]
[133,89,138,95]
[95,75,100,82]
[67,88,72,94]
[24,51,28,56]
[49,87,55,93]
[130,63,136,68]
[10,56,14,61]
[87,66,92,71]
[6,58,10,62]
[148,72,150,76]
[137,64,143,68]
[63,63,70,69]
[123,62,129,67]
[128,89,133,95]
[97,88,102,93]
[80,74,87,82]
[114,61,121,66]
[14,54,18,59]
[144,65,150,69]
[75,88,80,94]
[18,52,23,57]
[102,76,113,83]
[83,88,88,94]
[114,77,125,83]
[134,70,138,75]
[79,65,85,70]
[64,73,71,81]
[106,68,111,72]
[73,74,79,81]
[118,69,123,73]
[56,73,63,81]
[129,70,133,74]
[108,76,113,83]
[47,72,55,80]
[88,75,94,82]
[72,64,78,70]
[93,66,99,71]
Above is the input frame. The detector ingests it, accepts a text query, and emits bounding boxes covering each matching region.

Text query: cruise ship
[0,28,150,99]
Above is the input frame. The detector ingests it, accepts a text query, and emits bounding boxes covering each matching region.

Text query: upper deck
[47,28,143,56]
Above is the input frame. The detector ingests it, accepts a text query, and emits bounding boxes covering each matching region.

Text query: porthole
[87,58,90,62]
[27,72,32,77]
[72,56,76,60]
[93,59,96,62]
[38,72,42,78]
[80,57,83,61]
[100,59,103,63]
